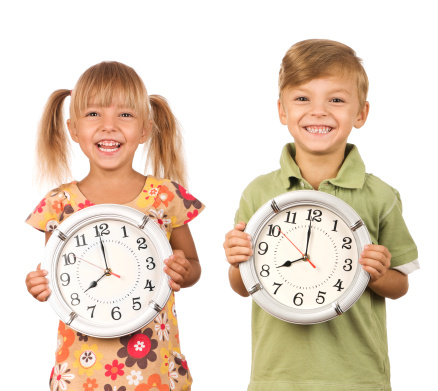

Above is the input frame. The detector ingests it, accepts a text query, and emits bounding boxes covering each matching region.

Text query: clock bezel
[43,204,173,338]
[240,190,371,325]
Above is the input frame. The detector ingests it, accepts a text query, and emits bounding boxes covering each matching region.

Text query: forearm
[181,258,201,288]
[368,269,409,300]
[229,265,249,297]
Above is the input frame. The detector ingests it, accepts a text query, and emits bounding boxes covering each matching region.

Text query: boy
[224,39,418,390]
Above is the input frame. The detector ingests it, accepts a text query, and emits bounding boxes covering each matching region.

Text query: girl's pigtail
[147,95,188,188]
[35,89,72,188]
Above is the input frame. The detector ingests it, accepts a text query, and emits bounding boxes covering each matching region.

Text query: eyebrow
[294,87,352,95]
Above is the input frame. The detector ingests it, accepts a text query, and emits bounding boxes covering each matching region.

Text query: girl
[25,61,204,391]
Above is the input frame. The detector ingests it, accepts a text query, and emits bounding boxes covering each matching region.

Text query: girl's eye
[331,98,345,103]
[295,96,308,102]
[86,112,99,117]
[120,113,133,117]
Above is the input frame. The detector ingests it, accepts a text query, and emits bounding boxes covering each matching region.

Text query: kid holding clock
[224,39,418,390]
[25,61,204,390]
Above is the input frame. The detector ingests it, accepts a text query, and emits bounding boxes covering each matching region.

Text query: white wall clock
[43,204,172,338]
[240,190,371,324]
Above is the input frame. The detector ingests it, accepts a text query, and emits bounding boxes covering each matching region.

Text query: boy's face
[278,76,369,157]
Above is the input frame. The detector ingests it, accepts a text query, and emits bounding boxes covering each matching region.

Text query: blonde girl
[25,61,204,391]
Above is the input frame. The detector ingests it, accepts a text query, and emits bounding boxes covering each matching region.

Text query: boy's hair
[36,61,187,188]
[279,39,369,109]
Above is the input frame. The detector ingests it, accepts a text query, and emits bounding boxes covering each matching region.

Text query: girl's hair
[36,61,187,187]
[278,39,369,109]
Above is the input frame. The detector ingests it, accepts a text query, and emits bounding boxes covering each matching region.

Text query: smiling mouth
[305,126,333,134]
[97,141,121,152]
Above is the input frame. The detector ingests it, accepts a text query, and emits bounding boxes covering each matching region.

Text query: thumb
[235,221,247,231]
[37,263,42,271]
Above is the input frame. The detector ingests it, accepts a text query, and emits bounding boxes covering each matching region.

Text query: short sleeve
[25,187,75,233]
[378,190,418,269]
[166,180,205,228]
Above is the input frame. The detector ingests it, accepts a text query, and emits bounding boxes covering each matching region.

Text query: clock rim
[43,204,173,338]
[240,190,371,325]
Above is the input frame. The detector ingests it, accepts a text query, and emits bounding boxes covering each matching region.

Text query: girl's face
[67,97,149,174]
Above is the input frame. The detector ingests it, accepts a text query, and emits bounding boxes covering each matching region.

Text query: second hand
[76,256,121,278]
[278,229,316,269]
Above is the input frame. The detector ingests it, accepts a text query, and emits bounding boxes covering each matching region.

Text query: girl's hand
[223,222,253,268]
[25,263,51,302]
[359,244,391,282]
[164,250,192,292]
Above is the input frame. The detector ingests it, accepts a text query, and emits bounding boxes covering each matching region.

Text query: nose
[100,114,118,132]
[309,100,328,117]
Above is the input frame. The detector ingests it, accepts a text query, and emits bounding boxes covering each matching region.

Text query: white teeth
[305,126,332,134]
[98,141,121,147]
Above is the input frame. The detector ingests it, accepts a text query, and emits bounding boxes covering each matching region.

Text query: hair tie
[70,89,73,96]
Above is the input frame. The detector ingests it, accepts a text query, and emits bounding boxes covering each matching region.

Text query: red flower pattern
[104,360,125,381]
[78,199,95,210]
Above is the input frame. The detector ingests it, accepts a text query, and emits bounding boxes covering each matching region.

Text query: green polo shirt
[235,143,418,391]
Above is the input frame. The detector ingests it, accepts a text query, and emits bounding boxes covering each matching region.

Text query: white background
[1,1,437,390]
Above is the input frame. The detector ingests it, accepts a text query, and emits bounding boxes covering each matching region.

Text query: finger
[168,279,181,292]
[164,267,184,284]
[29,283,50,297]
[361,265,382,281]
[363,244,391,257]
[165,258,189,275]
[37,263,42,271]
[225,246,253,257]
[26,270,48,284]
[36,288,51,302]
[26,276,49,289]
[360,250,390,267]
[235,221,247,231]
[225,229,251,242]
[224,236,252,250]
[172,249,186,259]
[227,254,252,266]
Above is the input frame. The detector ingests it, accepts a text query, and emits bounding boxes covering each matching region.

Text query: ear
[139,119,153,144]
[354,101,370,129]
[67,119,79,143]
[278,99,288,125]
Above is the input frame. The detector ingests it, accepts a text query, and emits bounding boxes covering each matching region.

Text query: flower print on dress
[153,185,175,208]
[154,312,170,341]
[174,355,189,377]
[126,369,144,386]
[38,211,59,232]
[56,321,75,363]
[148,209,172,236]
[77,332,89,342]
[73,343,103,376]
[104,385,126,391]
[33,198,47,214]
[117,328,158,370]
[167,292,177,326]
[184,209,199,225]
[167,360,179,390]
[83,377,98,390]
[172,182,202,210]
[52,363,75,391]
[159,343,181,375]
[138,178,162,209]
[78,200,95,210]
[135,373,169,391]
[105,359,125,381]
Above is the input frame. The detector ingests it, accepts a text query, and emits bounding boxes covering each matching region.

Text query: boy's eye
[295,96,308,102]
[331,98,345,103]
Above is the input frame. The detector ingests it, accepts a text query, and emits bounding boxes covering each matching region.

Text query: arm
[166,224,201,291]
[224,222,252,297]
[360,244,409,300]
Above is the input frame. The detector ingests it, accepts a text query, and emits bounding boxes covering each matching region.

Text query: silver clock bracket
[140,215,149,229]
[66,311,78,325]
[55,229,67,241]
[332,301,344,316]
[270,200,280,213]
[248,283,262,295]
[149,300,162,312]
[350,220,364,231]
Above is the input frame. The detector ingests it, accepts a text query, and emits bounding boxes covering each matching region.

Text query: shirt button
[301,181,305,187]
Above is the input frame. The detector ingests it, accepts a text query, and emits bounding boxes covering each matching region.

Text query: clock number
[260,264,270,277]
[71,293,80,306]
[333,279,345,292]
[132,297,141,311]
[293,292,304,306]
[316,291,326,304]
[306,209,322,222]
[137,237,148,250]
[144,279,155,291]
[111,306,122,320]
[258,242,269,255]
[63,253,77,266]
[94,223,110,237]
[343,258,353,271]
[284,211,297,224]
[121,226,129,238]
[146,257,156,270]
[342,237,352,250]
[87,305,96,318]
[74,234,87,247]
[267,224,281,237]
[60,273,70,286]
[332,220,338,232]
[273,282,282,295]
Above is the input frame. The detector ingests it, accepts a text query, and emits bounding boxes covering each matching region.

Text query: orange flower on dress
[137,178,162,209]
[135,373,169,391]
[56,321,75,363]
[52,200,65,213]
[153,185,174,208]
[83,378,98,390]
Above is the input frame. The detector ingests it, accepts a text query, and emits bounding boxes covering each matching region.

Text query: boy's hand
[164,250,192,292]
[359,244,391,282]
[25,263,51,302]
[224,222,253,268]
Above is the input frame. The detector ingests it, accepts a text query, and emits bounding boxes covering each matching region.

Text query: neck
[294,146,346,190]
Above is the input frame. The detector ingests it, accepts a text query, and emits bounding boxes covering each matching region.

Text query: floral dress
[26,177,205,391]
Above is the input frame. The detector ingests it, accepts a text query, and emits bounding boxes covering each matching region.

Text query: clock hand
[277,257,305,268]
[278,229,316,269]
[98,234,109,269]
[84,272,106,293]
[75,256,121,278]
[304,217,313,256]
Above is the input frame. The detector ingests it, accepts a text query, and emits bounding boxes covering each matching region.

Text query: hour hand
[84,272,106,293]
[277,257,304,268]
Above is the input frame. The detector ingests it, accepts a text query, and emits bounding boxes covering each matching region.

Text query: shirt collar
[279,143,366,190]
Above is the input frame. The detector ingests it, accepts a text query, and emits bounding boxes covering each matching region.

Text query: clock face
[44,205,172,337]
[240,191,371,324]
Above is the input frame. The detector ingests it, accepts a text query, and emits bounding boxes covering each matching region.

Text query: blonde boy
[224,40,418,390]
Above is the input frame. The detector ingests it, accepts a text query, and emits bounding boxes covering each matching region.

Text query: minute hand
[98,234,109,269]
[304,217,313,256]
